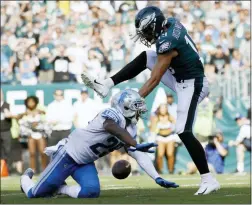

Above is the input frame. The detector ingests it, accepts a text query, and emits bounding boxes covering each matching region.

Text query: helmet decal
[118,91,129,104]
[138,12,156,31]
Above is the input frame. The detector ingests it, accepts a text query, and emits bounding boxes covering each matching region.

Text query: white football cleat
[20,168,34,193]
[81,73,113,98]
[194,179,220,195]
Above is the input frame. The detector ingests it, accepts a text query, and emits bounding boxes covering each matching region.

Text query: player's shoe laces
[81,72,113,98]
[20,168,34,193]
[194,179,220,195]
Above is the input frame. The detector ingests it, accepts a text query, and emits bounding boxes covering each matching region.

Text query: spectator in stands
[1,1,251,87]
[38,35,55,83]
[48,45,73,82]
[187,131,228,174]
[109,39,126,76]
[29,44,40,77]
[239,30,250,68]
[191,1,205,21]
[206,1,228,26]
[1,50,12,84]
[152,104,177,174]
[201,31,215,61]
[1,35,14,69]
[229,113,251,174]
[46,89,73,146]
[234,10,250,49]
[230,50,244,70]
[66,41,88,83]
[209,45,230,74]
[218,32,229,56]
[18,96,48,173]
[73,87,101,129]
[84,49,105,79]
[19,51,38,85]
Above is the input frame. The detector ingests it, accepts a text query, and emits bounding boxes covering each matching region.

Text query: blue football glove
[155,177,179,188]
[128,143,158,153]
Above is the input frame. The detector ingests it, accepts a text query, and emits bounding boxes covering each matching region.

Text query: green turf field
[1,174,251,204]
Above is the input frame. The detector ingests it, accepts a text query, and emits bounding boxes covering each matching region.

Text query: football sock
[178,132,209,174]
[200,172,214,182]
[58,185,81,198]
[21,175,35,197]
[111,51,147,85]
[103,78,114,88]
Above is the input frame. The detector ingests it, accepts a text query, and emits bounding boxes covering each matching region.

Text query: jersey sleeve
[101,108,123,125]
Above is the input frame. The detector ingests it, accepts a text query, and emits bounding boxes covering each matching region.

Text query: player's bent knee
[78,186,100,198]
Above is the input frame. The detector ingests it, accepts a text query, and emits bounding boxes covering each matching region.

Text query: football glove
[155,177,179,188]
[128,143,158,153]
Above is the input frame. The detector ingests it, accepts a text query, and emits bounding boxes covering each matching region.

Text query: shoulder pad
[101,108,122,124]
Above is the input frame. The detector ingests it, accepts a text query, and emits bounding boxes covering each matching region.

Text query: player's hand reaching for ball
[155,177,179,188]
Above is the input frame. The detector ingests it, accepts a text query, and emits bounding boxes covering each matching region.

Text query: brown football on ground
[112,160,131,180]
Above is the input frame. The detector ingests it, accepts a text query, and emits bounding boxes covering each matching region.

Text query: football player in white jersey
[20,89,179,199]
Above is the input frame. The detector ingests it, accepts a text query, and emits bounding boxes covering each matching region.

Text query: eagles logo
[158,41,171,53]
[138,12,156,31]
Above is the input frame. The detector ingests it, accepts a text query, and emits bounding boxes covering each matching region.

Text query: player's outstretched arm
[128,150,179,188]
[139,50,178,98]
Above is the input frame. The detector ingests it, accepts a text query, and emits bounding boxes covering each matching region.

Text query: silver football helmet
[111,89,147,124]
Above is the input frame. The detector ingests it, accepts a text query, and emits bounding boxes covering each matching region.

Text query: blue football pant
[27,146,100,198]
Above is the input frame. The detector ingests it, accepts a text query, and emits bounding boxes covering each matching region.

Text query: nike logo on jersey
[94,79,103,85]
[159,40,165,44]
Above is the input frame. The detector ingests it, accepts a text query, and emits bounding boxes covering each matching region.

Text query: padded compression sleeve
[128,150,160,180]
[111,51,147,85]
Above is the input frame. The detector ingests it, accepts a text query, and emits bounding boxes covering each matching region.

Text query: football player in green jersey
[81,6,220,195]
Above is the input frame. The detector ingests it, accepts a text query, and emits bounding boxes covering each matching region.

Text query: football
[112,160,131,180]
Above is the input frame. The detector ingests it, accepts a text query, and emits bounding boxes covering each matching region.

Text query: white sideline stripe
[1,182,250,197]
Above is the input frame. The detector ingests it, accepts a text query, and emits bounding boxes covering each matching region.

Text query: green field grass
[1,174,251,204]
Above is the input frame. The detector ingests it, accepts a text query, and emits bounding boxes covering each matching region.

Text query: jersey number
[89,137,124,158]
[185,35,198,54]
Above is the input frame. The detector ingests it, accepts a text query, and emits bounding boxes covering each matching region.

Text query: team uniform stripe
[184,77,203,131]
[101,109,121,124]
[32,147,66,195]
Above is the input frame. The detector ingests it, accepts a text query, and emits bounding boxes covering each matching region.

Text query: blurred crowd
[1,88,250,176]
[1,1,250,85]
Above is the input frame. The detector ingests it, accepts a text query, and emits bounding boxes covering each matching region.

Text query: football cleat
[20,168,34,193]
[81,73,112,98]
[194,179,220,195]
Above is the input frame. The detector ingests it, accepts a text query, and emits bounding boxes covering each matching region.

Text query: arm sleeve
[128,150,160,180]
